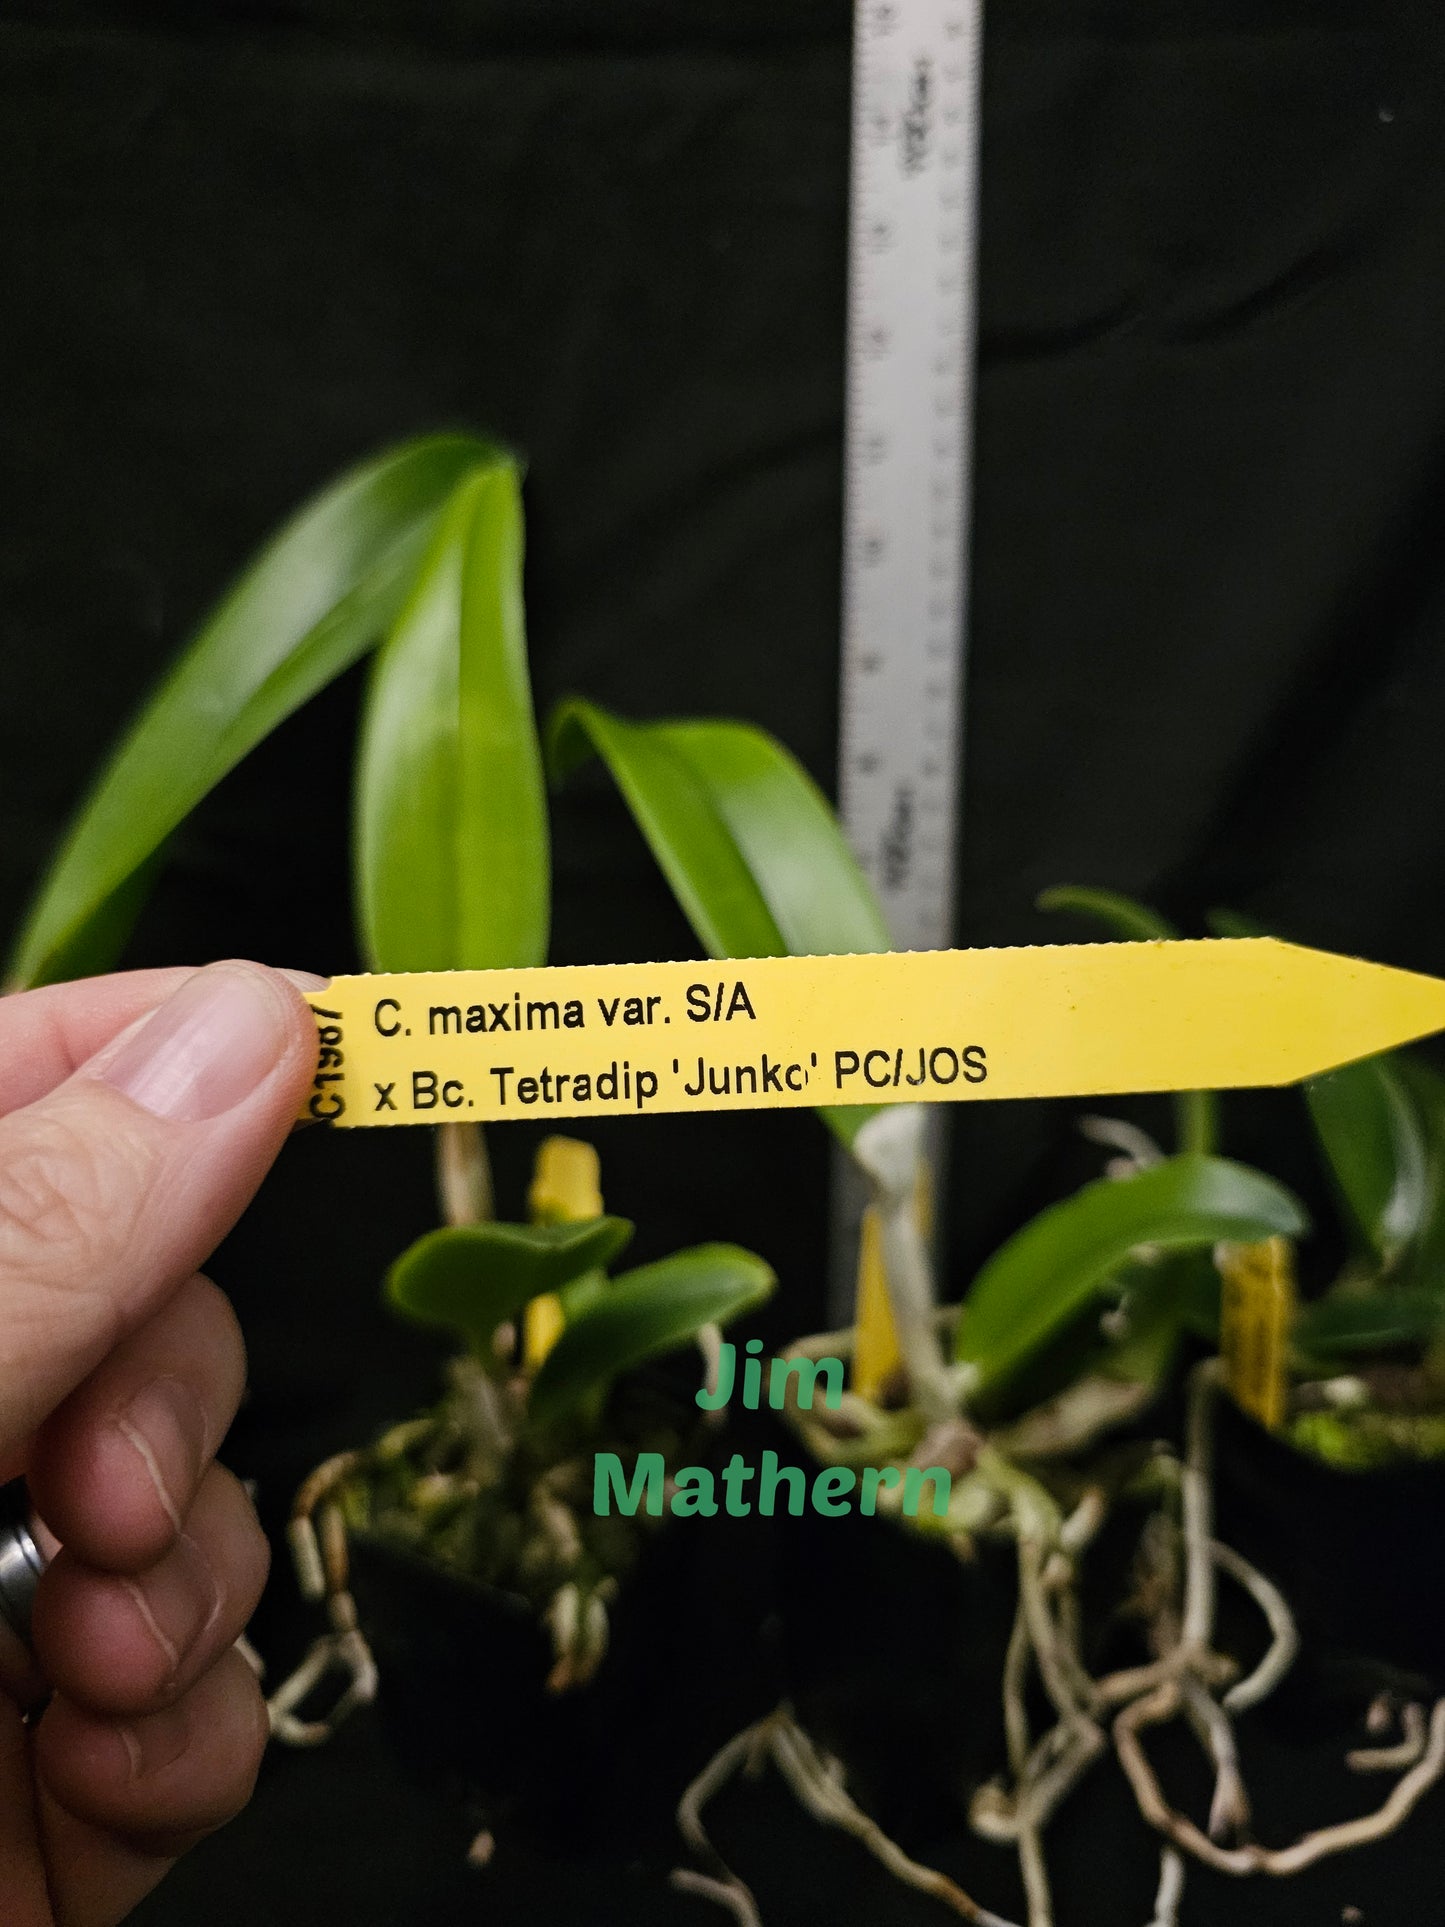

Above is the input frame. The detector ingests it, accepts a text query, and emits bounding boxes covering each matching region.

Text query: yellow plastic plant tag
[522,1136,605,1370]
[523,1291,565,1373]
[852,1149,936,1399]
[301,938,1445,1128]
[528,1136,604,1222]
[851,1205,900,1400]
[1218,1236,1296,1431]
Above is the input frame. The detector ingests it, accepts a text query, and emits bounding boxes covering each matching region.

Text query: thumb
[0,962,317,1455]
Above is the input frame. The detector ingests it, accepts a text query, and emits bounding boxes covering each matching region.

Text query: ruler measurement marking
[833,0,984,1306]
[840,0,982,948]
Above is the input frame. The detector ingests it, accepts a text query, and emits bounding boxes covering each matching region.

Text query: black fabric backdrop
[4,2,1445,1921]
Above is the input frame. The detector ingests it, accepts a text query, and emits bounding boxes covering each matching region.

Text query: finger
[0,967,328,1122]
[0,960,318,1453]
[0,1603,49,1712]
[0,1430,33,1486]
[29,1274,246,1573]
[33,1647,268,1926]
[33,1464,269,1718]
[0,1697,50,1927]
[0,969,195,1119]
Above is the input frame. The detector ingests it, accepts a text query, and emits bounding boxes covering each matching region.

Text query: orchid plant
[7,436,774,1728]
[563,731,1445,1925]
[15,432,1444,1925]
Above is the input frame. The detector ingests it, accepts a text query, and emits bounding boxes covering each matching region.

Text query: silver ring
[0,1481,46,1650]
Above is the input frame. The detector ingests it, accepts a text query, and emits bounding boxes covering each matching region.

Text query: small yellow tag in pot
[1219,1235,1296,1431]
[851,1204,901,1401]
[851,1160,931,1404]
[523,1293,566,1373]
[524,1136,605,1370]
[529,1136,604,1223]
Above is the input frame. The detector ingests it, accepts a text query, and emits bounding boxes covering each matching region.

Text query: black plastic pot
[345,1533,565,1813]
[1212,1394,1445,1713]
[772,1381,1445,1792]
[345,1401,1445,1924]
[746,1396,1011,1836]
[344,1439,786,1854]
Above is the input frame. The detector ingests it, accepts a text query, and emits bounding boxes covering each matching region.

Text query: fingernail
[120,1534,221,1680]
[95,963,294,1122]
[117,1377,207,1536]
[118,1697,192,1780]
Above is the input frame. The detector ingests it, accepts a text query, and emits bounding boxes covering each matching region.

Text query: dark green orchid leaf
[957,1154,1307,1395]
[1205,907,1273,940]
[26,853,170,994]
[1395,1055,1445,1296]
[1161,1246,1225,1342]
[970,1248,1220,1427]
[1089,1250,1222,1411]
[528,1242,775,1428]
[1208,911,1429,1272]
[9,434,500,989]
[1098,1286,1180,1391]
[355,458,549,972]
[548,700,888,1147]
[1294,1288,1445,1359]
[1305,1056,1428,1269]
[1036,885,1216,1154]
[1109,1249,1223,1375]
[559,1268,608,1322]
[1036,884,1177,944]
[386,1216,634,1358]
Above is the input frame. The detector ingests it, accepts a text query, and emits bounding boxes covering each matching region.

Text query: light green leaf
[548,701,888,1146]
[1036,885,1216,1154]
[9,434,500,989]
[355,460,548,972]
[549,703,793,957]
[528,1242,775,1428]
[957,1154,1307,1394]
[1305,1056,1429,1268]
[654,721,891,959]
[386,1216,634,1358]
[1294,1288,1445,1359]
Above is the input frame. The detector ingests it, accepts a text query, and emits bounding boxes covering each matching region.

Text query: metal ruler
[832,0,985,1308]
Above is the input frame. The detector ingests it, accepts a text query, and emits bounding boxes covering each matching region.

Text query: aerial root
[1209,1539,1297,1714]
[1144,1847,1185,1927]
[975,1362,1445,1906]
[668,1362,1443,1922]
[266,1616,379,1747]
[1116,1684,1445,1876]
[544,1575,613,1694]
[269,1454,380,1745]
[1348,1700,1428,1774]
[673,1706,1020,1927]
[669,1868,764,1927]
[1181,1675,1250,1841]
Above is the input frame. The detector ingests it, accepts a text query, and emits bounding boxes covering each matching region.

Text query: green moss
[1290,1407,1445,1469]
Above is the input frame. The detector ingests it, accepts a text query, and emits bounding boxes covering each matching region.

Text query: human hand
[0,963,318,1926]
